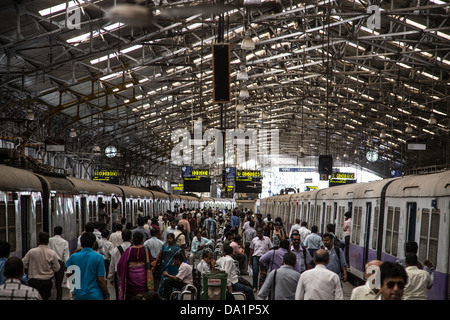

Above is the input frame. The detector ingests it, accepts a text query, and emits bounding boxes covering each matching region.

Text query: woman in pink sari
[117,231,154,300]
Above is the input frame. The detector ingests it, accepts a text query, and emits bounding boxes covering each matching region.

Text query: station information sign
[93,170,119,184]
[235,170,262,193]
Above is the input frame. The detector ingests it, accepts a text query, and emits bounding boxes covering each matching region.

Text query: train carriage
[261,170,450,299]
[0,165,45,258]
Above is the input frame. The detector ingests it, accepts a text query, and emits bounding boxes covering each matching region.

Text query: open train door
[20,195,31,255]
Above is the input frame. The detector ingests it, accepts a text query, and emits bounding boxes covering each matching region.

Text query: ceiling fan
[104,0,280,27]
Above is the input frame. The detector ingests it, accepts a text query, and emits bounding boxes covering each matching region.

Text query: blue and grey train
[261,170,450,300]
[0,164,234,258]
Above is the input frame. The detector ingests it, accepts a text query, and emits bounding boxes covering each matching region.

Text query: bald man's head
[313,249,330,265]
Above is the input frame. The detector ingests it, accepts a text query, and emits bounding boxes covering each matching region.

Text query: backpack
[333,234,345,251]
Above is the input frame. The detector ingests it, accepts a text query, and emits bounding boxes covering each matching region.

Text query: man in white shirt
[144,229,164,260]
[288,219,302,238]
[216,246,254,300]
[48,226,70,300]
[297,222,311,244]
[108,229,132,299]
[109,223,123,248]
[403,253,433,300]
[98,229,114,279]
[162,252,193,300]
[351,259,382,300]
[249,228,273,292]
[295,249,343,300]
[22,232,60,300]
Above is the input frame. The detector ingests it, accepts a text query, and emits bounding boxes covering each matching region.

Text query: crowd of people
[0,205,435,301]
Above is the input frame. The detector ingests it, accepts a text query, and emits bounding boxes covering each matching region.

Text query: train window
[385,207,393,254]
[88,201,93,222]
[429,209,440,267]
[0,202,6,243]
[7,201,16,252]
[35,200,42,242]
[351,207,361,244]
[372,207,379,250]
[356,207,362,245]
[315,205,321,232]
[419,209,430,263]
[392,207,400,257]
[326,206,331,228]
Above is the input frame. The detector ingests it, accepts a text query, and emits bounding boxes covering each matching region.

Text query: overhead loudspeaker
[319,155,333,176]
[212,44,231,103]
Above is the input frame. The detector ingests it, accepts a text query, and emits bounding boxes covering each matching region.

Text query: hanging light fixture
[237,65,248,81]
[380,128,387,139]
[405,124,413,134]
[429,113,437,125]
[241,34,255,50]
[25,109,35,121]
[69,128,77,138]
[93,144,101,156]
[239,86,249,99]
[236,104,245,112]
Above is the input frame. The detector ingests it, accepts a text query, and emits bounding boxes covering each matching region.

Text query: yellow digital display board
[237,170,261,177]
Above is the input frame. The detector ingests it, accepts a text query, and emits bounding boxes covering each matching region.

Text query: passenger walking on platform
[109,223,123,248]
[270,222,286,248]
[111,202,120,233]
[403,253,433,300]
[22,232,60,300]
[150,218,162,240]
[174,223,187,257]
[297,222,311,245]
[260,239,290,275]
[303,225,324,266]
[342,212,352,265]
[230,211,240,231]
[375,261,408,300]
[396,241,424,269]
[132,216,151,242]
[0,241,12,285]
[288,219,302,239]
[163,217,178,243]
[243,220,257,262]
[350,259,382,300]
[48,226,70,300]
[203,213,217,239]
[216,246,255,300]
[0,257,41,300]
[116,231,154,300]
[295,249,344,300]
[160,213,170,236]
[99,228,114,278]
[258,252,300,300]
[322,233,347,283]
[290,233,312,274]
[248,227,273,292]
[144,229,164,261]
[108,229,132,299]
[65,232,109,300]
[162,252,193,300]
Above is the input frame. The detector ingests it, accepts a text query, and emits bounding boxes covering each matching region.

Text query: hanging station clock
[105,146,117,158]
[366,150,378,162]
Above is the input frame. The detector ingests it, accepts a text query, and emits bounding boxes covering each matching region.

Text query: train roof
[150,190,170,199]
[386,170,450,198]
[118,185,154,199]
[36,174,77,194]
[66,177,122,196]
[0,165,43,192]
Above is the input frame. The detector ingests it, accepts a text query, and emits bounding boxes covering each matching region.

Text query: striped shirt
[0,278,42,300]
